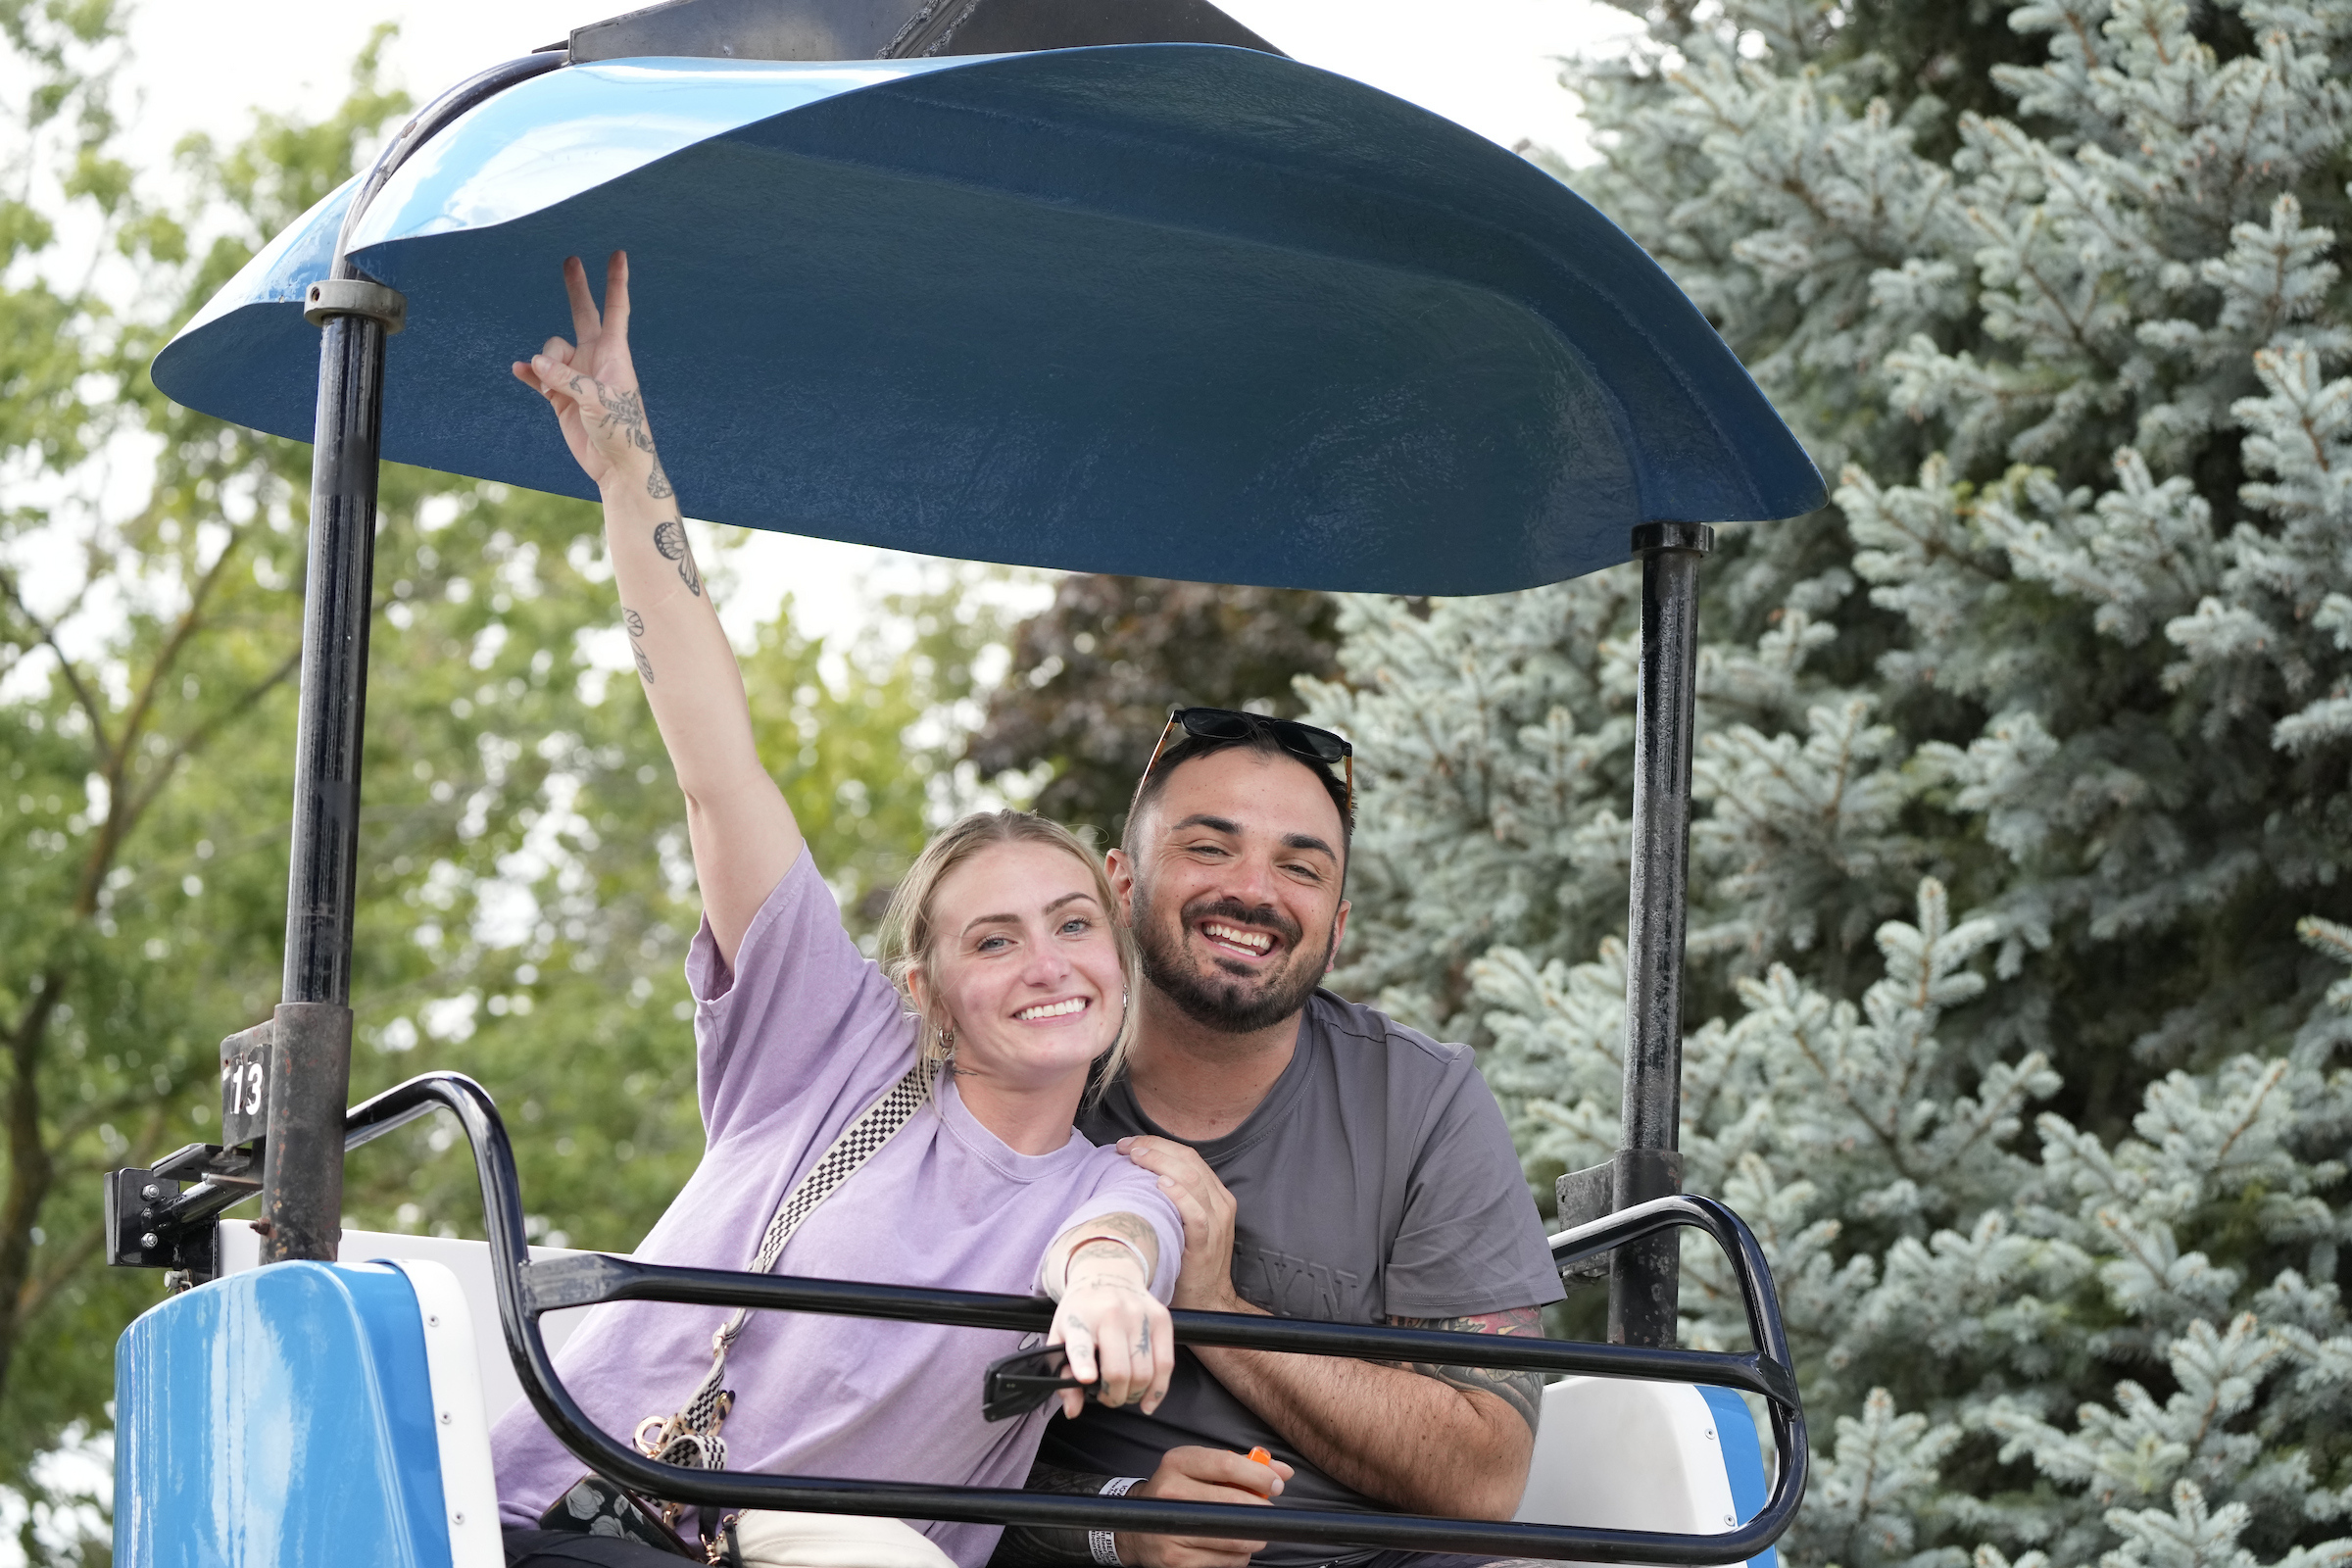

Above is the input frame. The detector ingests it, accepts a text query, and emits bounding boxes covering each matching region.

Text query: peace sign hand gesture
[511,251,667,494]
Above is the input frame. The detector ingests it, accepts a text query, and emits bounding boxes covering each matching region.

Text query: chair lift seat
[129,1222,1788,1564]
[148,1226,1782,1565]
[115,1256,503,1568]
[214,1219,594,1421]
[116,1223,593,1567]
[1515,1377,1778,1568]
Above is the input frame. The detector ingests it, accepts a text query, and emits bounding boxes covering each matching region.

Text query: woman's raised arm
[514,251,802,966]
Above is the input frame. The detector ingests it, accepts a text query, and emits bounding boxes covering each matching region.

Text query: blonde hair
[877,810,1138,1100]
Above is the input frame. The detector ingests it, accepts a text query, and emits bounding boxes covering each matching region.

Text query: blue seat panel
[115,1261,454,1568]
[1696,1385,1779,1568]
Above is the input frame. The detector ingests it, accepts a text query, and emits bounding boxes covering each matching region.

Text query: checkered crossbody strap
[633,1059,931,1477]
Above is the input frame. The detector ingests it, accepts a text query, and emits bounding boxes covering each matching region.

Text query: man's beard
[1134,890,1332,1035]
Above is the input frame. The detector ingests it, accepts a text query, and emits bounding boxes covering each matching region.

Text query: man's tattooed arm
[1383,1305,1545,1436]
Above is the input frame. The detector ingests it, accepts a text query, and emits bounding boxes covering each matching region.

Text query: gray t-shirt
[1038,990,1563,1564]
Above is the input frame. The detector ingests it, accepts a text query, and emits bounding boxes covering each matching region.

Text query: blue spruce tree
[1305,0,2352,1562]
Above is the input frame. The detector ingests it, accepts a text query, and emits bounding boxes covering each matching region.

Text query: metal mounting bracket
[1632,520,1717,556]
[303,278,407,334]
[106,1168,223,1282]
[1555,1152,1688,1288]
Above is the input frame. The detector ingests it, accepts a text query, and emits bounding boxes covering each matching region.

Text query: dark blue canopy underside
[153,46,1823,595]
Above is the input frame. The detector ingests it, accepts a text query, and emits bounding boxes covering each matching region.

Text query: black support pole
[1610,520,1713,1347]
[259,279,405,1264]
[131,52,555,1270]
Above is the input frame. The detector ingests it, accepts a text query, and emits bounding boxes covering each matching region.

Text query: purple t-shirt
[491,852,1181,1565]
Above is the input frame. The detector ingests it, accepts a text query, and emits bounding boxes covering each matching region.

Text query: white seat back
[1515,1376,1777,1568]
[218,1220,594,1422]
[378,1257,506,1566]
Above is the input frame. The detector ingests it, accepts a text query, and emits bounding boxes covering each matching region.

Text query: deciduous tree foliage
[968,574,1339,841]
[1310,0,2352,1563]
[0,11,976,1553]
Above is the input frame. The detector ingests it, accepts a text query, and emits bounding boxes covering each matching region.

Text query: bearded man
[993,708,1565,1568]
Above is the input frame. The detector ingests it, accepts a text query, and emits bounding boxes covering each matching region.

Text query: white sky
[115,0,1640,645]
[125,0,1635,168]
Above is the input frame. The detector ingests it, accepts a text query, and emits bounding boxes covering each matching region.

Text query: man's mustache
[1179,897,1302,950]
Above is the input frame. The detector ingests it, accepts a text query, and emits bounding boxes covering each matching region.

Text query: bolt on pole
[258,279,405,1264]
[1610,520,1713,1348]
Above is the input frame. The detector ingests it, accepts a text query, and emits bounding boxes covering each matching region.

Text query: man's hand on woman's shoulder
[1115,1138,1244,1315]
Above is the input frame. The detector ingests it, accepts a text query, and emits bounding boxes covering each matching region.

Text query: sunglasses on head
[1136,706,1355,816]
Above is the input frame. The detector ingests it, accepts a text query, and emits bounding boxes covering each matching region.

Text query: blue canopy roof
[152,45,1823,595]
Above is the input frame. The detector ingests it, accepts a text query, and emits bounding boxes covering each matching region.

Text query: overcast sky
[113,0,1641,645]
[126,0,1636,168]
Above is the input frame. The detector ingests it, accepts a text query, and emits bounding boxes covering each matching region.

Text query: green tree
[1321,0,2352,1120]
[968,574,1340,842]
[0,13,985,1555]
[1311,0,2352,1563]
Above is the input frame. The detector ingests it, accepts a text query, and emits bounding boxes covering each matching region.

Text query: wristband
[1060,1234,1152,1291]
[1091,1477,1142,1565]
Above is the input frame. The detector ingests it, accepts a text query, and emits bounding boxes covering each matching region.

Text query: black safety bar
[310,1070,1805,1563]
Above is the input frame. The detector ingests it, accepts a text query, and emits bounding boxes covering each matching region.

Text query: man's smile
[1199,920,1279,960]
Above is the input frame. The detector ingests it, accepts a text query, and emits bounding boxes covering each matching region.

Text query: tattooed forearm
[1384,1305,1545,1436]
[1067,1211,1159,1273]
[623,607,654,683]
[606,387,656,452]
[1053,1211,1159,1305]
[570,373,657,455]
[651,516,704,597]
[1067,1240,1147,1283]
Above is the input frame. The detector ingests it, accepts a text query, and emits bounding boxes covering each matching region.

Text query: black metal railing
[313,1071,1806,1563]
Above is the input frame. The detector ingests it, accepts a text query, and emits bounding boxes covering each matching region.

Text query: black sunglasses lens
[1174,708,1349,764]
[1273,721,1349,763]
[1175,709,1255,742]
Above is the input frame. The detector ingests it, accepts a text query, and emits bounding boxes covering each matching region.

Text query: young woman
[489,253,1181,1568]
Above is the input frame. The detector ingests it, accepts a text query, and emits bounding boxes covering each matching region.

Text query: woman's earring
[940,1024,957,1055]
